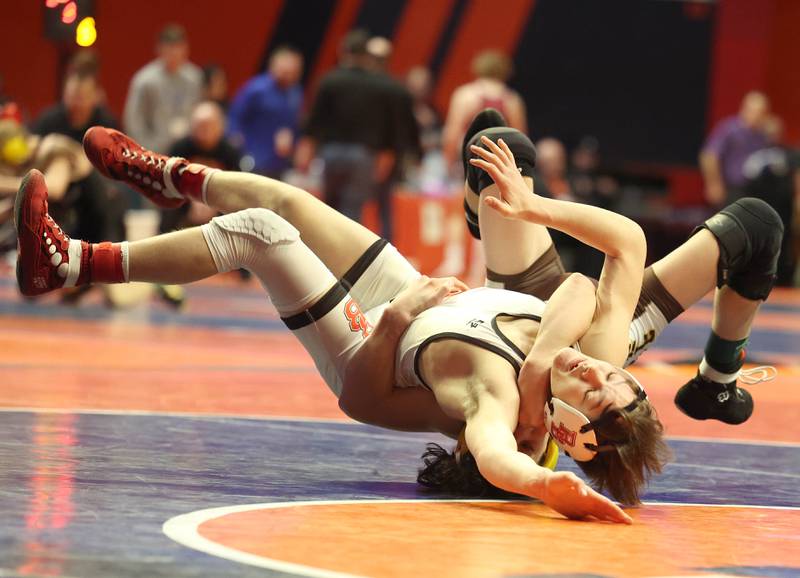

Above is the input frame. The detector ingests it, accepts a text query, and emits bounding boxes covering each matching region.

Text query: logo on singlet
[550,422,577,448]
[344,299,373,338]
[628,329,656,359]
[467,318,484,329]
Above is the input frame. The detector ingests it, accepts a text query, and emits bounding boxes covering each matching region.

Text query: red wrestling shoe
[83,126,195,208]
[15,170,86,296]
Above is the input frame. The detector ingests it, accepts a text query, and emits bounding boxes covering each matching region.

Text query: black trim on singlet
[412,333,524,391]
[340,238,389,290]
[490,313,543,361]
[281,238,388,331]
[281,282,348,330]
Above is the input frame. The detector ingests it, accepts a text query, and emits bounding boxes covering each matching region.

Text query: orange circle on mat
[168,500,800,578]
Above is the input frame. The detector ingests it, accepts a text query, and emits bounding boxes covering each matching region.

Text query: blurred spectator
[29,56,126,251]
[569,136,618,278]
[160,101,242,234]
[297,29,398,225]
[531,136,603,277]
[123,24,202,153]
[700,90,770,206]
[406,66,442,154]
[228,46,303,178]
[158,101,245,299]
[535,138,571,199]
[365,35,420,241]
[33,52,118,143]
[404,66,449,196]
[570,135,619,209]
[0,114,123,292]
[441,50,527,171]
[202,64,229,111]
[742,115,798,286]
[437,50,527,281]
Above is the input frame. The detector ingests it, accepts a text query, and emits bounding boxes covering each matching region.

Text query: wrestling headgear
[543,368,648,462]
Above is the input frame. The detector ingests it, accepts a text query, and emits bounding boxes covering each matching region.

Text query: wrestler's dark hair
[576,382,672,505]
[417,443,511,497]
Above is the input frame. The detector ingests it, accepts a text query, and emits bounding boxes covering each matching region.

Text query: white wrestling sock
[699,357,740,384]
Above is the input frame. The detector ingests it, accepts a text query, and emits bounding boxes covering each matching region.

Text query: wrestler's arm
[530,273,597,358]
[339,305,462,435]
[339,276,467,436]
[471,137,645,365]
[464,388,632,523]
[516,273,598,425]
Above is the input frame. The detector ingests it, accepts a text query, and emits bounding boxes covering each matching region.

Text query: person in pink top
[442,50,527,171]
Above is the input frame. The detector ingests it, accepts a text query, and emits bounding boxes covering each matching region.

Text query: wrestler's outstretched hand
[469,136,546,223]
[542,471,633,524]
[389,275,468,323]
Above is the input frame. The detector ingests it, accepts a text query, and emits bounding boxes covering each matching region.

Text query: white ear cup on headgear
[543,397,598,462]
[543,368,648,462]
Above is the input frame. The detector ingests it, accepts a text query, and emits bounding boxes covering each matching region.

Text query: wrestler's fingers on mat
[595,495,633,524]
[587,489,633,524]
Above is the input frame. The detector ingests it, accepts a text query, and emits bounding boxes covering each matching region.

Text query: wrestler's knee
[466,127,537,196]
[696,197,783,300]
[203,208,300,272]
[464,127,537,240]
[210,207,299,244]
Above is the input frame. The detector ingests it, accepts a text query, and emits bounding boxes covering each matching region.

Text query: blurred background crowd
[1,0,798,308]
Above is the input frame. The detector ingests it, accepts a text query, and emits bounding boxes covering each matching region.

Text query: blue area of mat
[1,412,798,578]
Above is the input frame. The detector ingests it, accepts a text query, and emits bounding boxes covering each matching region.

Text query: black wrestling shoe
[674,374,753,425]
[674,366,776,425]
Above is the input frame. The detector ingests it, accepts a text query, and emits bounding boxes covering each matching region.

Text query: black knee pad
[695,197,784,300]
[463,127,537,239]
[461,108,508,179]
[465,127,537,194]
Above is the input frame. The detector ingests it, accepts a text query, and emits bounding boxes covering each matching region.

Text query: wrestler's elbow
[628,223,647,265]
[562,272,597,294]
[612,221,646,265]
[338,385,379,425]
[337,386,360,419]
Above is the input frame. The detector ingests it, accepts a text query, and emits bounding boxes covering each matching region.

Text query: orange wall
[2,2,60,121]
[766,0,800,144]
[1,0,284,120]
